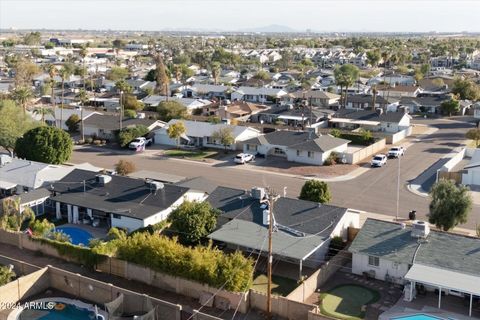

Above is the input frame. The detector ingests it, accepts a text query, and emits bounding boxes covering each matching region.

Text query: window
[246,144,250,151]
[296,150,300,156]
[23,186,29,192]
[368,256,380,267]
[308,151,314,158]
[112,214,122,219]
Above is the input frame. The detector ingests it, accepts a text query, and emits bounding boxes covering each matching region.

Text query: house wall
[154,129,177,146]
[330,210,360,241]
[351,253,410,284]
[83,125,116,140]
[111,214,143,232]
[303,241,330,268]
[462,167,480,186]
[286,149,323,165]
[320,143,349,163]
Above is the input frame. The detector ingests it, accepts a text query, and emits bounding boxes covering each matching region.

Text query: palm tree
[33,106,54,124]
[59,65,72,129]
[47,64,57,126]
[334,64,359,108]
[12,86,33,114]
[79,46,88,89]
[211,62,221,85]
[76,89,88,142]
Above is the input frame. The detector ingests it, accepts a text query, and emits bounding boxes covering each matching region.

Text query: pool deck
[57,223,108,240]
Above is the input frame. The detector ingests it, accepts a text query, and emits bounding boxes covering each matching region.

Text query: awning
[278,115,305,121]
[0,180,17,190]
[329,118,380,126]
[405,264,480,296]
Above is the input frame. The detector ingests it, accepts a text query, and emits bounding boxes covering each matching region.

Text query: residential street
[70,117,480,229]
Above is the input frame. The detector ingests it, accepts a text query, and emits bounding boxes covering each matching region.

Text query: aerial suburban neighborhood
[1,1,480,319]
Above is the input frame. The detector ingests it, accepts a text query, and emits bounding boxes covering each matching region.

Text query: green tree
[65,114,80,132]
[0,198,35,232]
[123,95,144,111]
[47,64,58,126]
[167,121,186,148]
[157,101,187,121]
[211,62,221,85]
[29,218,55,237]
[211,127,235,152]
[330,128,341,138]
[366,50,381,67]
[115,159,136,176]
[0,265,16,286]
[0,100,38,155]
[32,107,54,124]
[108,67,129,81]
[12,57,40,86]
[360,128,373,144]
[451,78,480,101]
[169,201,219,244]
[12,86,33,114]
[429,179,472,231]
[299,180,331,204]
[124,109,137,119]
[15,126,73,164]
[253,70,271,81]
[440,99,460,116]
[154,53,170,96]
[466,128,480,147]
[334,64,359,108]
[59,64,74,127]
[117,125,149,147]
[23,31,41,45]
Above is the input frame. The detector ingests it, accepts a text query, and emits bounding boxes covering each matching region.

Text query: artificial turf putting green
[319,284,380,320]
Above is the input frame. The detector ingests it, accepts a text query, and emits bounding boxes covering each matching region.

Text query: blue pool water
[392,314,445,320]
[54,227,93,246]
[19,302,100,320]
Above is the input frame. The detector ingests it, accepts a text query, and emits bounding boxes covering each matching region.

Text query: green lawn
[164,149,218,160]
[252,274,298,297]
[319,284,380,320]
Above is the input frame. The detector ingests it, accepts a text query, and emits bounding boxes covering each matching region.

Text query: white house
[462,149,480,186]
[242,130,350,165]
[154,119,261,150]
[331,109,411,134]
[142,95,212,112]
[30,108,102,131]
[232,86,287,104]
[473,102,480,119]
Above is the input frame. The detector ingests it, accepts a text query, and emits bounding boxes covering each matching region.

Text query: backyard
[319,284,380,320]
[251,274,298,297]
[164,149,219,160]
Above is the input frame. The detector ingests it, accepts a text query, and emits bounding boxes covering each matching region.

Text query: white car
[234,153,255,164]
[388,146,405,158]
[128,137,152,150]
[371,154,387,167]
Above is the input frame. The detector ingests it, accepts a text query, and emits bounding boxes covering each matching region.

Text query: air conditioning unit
[411,220,430,238]
[96,174,112,186]
[251,187,265,200]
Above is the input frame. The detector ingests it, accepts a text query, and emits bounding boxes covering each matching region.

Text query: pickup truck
[129,137,152,150]
[387,146,405,158]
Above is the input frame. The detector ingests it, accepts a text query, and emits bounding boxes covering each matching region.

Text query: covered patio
[404,264,480,317]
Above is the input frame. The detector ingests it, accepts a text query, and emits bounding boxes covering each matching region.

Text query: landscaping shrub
[115,159,136,176]
[93,140,102,145]
[0,265,16,286]
[86,137,93,144]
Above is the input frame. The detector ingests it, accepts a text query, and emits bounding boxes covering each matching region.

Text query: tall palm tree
[79,46,88,89]
[76,89,88,142]
[47,64,57,126]
[59,65,72,130]
[211,62,221,85]
[32,106,54,124]
[12,86,33,114]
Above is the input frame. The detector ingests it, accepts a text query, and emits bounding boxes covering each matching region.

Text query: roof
[12,188,51,204]
[400,96,450,107]
[289,90,340,100]
[142,95,212,109]
[334,109,408,123]
[207,186,349,236]
[222,101,268,116]
[464,149,480,170]
[175,177,218,194]
[191,84,230,93]
[235,86,287,97]
[83,114,162,131]
[346,94,389,104]
[51,169,189,220]
[208,219,325,261]
[162,119,260,139]
[405,264,480,296]
[376,85,420,93]
[349,219,480,276]
[128,170,185,183]
[243,130,349,152]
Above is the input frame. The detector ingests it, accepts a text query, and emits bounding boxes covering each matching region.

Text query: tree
[12,57,40,86]
[366,50,381,67]
[157,101,187,121]
[117,125,149,147]
[466,128,480,147]
[0,265,16,286]
[32,107,54,124]
[47,64,58,126]
[440,99,460,116]
[29,218,55,237]
[0,100,38,156]
[11,86,33,114]
[330,128,341,138]
[299,180,331,204]
[124,109,137,119]
[334,64,359,108]
[107,67,129,81]
[65,114,80,132]
[115,159,136,176]
[211,127,235,152]
[452,78,480,101]
[59,64,74,127]
[211,62,221,85]
[253,70,271,81]
[429,179,472,231]
[23,31,41,45]
[123,94,144,111]
[154,54,170,97]
[15,126,73,164]
[76,89,88,141]
[0,197,35,232]
[167,121,186,148]
[168,201,219,244]
[360,128,373,144]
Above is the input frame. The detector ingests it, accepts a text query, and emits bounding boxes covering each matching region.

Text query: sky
[0,0,479,33]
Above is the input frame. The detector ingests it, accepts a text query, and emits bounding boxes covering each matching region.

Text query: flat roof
[328,118,380,126]
[405,264,480,296]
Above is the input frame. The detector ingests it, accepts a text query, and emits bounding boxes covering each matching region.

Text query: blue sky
[0,0,479,32]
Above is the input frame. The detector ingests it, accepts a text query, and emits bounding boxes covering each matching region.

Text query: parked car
[234,153,255,164]
[371,154,387,167]
[129,137,152,150]
[388,146,405,158]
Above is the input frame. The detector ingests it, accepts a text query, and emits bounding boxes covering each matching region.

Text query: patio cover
[0,180,17,190]
[405,264,480,296]
[329,118,380,126]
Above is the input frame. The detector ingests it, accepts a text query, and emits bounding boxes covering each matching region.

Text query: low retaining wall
[343,138,386,164]
[386,127,412,144]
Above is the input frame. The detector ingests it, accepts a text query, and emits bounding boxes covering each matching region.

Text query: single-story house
[203,101,269,121]
[400,95,451,114]
[154,119,261,150]
[345,94,390,110]
[462,149,480,186]
[376,84,421,98]
[250,106,333,128]
[50,169,205,232]
[142,95,212,112]
[232,86,287,104]
[30,108,102,131]
[349,218,480,316]
[125,79,155,93]
[207,186,360,278]
[331,109,411,133]
[242,130,350,165]
[183,84,231,100]
[282,90,341,108]
[83,114,165,140]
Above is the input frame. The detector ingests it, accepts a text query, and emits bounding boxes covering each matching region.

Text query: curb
[406,184,429,198]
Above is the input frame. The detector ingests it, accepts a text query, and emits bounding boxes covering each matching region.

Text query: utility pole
[119,90,123,131]
[266,187,279,320]
[396,153,401,221]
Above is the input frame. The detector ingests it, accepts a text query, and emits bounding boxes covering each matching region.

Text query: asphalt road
[70,117,480,228]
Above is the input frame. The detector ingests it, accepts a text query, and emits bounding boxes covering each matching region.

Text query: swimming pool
[54,226,93,246]
[391,314,445,320]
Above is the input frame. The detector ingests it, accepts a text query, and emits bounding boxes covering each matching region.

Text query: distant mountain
[239,24,298,33]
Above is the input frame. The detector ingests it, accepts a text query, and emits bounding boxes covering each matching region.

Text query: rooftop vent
[251,187,265,200]
[411,220,430,238]
[147,181,164,192]
[96,174,112,186]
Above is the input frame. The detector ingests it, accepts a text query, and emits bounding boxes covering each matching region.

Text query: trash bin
[408,210,416,220]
